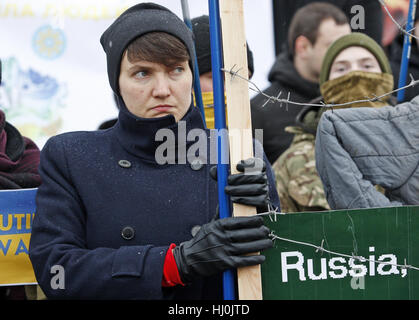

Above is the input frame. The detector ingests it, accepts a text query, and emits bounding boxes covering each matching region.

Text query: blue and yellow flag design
[0,189,37,285]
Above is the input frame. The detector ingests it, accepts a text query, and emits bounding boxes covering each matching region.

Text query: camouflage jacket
[272,125,330,213]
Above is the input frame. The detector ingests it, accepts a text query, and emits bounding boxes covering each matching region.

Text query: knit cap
[191,15,254,78]
[100,3,195,94]
[319,32,392,85]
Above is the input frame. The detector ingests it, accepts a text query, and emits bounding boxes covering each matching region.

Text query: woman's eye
[135,71,148,78]
[172,67,184,74]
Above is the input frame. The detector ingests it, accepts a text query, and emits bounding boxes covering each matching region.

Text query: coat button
[190,159,204,171]
[121,226,135,240]
[118,160,131,168]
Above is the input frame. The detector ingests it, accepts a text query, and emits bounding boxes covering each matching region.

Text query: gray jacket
[315,96,419,210]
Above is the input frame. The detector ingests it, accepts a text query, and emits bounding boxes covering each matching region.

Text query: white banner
[0,0,273,148]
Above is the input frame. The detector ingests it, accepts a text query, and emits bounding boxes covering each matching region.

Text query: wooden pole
[219,0,263,300]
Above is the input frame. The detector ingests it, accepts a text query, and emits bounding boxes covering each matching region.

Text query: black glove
[210,158,270,211]
[172,216,272,284]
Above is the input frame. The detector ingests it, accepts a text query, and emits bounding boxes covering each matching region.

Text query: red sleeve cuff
[162,243,185,287]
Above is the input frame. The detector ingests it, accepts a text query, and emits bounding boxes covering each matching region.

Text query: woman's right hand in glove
[172,215,272,284]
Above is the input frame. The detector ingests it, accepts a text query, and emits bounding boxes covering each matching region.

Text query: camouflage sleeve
[273,141,330,213]
[274,165,299,213]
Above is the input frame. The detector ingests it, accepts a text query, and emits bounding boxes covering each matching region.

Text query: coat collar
[114,98,206,163]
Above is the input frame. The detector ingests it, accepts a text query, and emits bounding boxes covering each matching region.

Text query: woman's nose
[152,75,170,98]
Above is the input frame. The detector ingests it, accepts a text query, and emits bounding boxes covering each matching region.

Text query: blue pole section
[397,0,417,102]
[181,0,207,127]
[208,0,236,300]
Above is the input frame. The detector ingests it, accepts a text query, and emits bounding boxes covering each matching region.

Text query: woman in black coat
[28,3,279,300]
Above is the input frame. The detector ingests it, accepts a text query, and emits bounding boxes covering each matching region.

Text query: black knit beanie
[100,3,195,95]
[191,15,254,78]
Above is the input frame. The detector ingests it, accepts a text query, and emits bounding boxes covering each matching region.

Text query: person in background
[191,14,254,129]
[274,0,383,55]
[273,32,395,213]
[0,59,45,300]
[251,2,351,165]
[29,3,279,300]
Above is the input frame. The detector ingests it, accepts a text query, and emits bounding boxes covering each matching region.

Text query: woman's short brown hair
[126,31,191,67]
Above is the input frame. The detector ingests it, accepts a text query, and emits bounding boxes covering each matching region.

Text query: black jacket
[251,52,320,164]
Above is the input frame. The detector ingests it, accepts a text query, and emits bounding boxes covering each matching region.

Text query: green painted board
[261,206,419,300]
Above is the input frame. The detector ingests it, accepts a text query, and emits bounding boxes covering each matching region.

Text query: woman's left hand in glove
[210,157,270,212]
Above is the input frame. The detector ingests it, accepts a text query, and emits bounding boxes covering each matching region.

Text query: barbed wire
[222,66,419,109]
[378,0,419,40]
[255,208,419,275]
[221,1,419,110]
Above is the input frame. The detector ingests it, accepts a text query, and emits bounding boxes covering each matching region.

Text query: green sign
[261,206,419,300]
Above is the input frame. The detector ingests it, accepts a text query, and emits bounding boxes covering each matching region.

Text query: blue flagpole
[397,0,417,102]
[208,0,236,301]
[180,0,207,127]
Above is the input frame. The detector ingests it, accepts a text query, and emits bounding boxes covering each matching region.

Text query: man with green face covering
[319,32,394,108]
[272,32,395,213]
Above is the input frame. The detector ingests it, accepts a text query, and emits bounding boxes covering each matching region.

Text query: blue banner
[0,188,38,285]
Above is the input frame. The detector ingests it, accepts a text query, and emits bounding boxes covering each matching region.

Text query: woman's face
[118,52,193,121]
[328,46,382,80]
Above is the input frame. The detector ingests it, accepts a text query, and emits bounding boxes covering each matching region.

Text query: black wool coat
[28,105,280,300]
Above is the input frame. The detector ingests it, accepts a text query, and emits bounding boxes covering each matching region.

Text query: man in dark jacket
[251,2,350,164]
[29,3,279,300]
